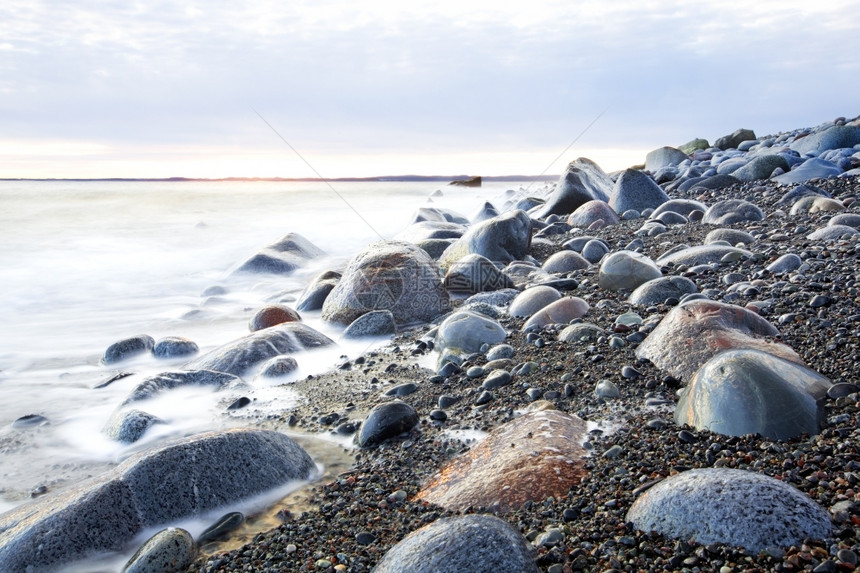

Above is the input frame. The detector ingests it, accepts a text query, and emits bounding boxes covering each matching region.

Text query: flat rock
[121,370,244,405]
[635,299,802,382]
[186,323,334,376]
[522,296,589,331]
[435,310,506,354]
[702,199,764,225]
[704,228,755,246]
[439,210,532,270]
[533,158,613,217]
[676,349,831,440]
[407,207,469,226]
[508,286,562,318]
[656,244,752,267]
[372,515,539,573]
[443,253,514,294]
[773,157,843,184]
[807,224,860,241]
[598,251,662,291]
[566,200,619,228]
[415,410,588,513]
[357,401,419,447]
[628,276,697,306]
[627,468,832,553]
[394,221,466,243]
[609,169,670,214]
[322,240,451,326]
[0,429,315,572]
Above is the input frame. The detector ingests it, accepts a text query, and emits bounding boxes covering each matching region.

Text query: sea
[0,178,549,571]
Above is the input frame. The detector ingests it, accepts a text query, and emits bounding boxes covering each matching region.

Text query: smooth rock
[704,228,755,246]
[357,401,419,447]
[522,296,589,331]
[415,410,587,513]
[509,286,562,318]
[598,251,662,291]
[295,270,341,312]
[235,232,324,274]
[443,253,514,294]
[259,356,299,377]
[471,201,499,223]
[789,196,845,215]
[439,210,532,270]
[580,239,610,263]
[152,337,199,359]
[656,244,752,267]
[773,157,843,184]
[790,124,860,155]
[714,128,756,150]
[436,310,506,354]
[828,213,860,228]
[645,146,688,172]
[609,168,670,214]
[408,207,469,226]
[186,323,333,376]
[103,335,155,365]
[121,370,243,405]
[731,154,790,182]
[541,250,590,273]
[558,322,605,342]
[628,276,697,306]
[122,528,196,573]
[198,512,245,544]
[103,409,164,443]
[678,174,741,192]
[248,304,301,332]
[566,200,619,228]
[635,299,802,382]
[775,183,832,208]
[372,515,539,573]
[627,468,832,552]
[807,224,860,241]
[678,138,709,154]
[702,199,764,225]
[533,158,613,217]
[766,253,803,274]
[322,240,451,326]
[482,370,513,390]
[394,221,466,243]
[651,199,708,220]
[342,310,396,338]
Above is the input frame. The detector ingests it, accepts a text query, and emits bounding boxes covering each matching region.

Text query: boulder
[322,240,451,326]
[628,276,697,306]
[635,299,803,382]
[772,157,843,184]
[443,254,514,295]
[186,323,333,376]
[627,468,832,553]
[702,199,764,225]
[609,169,670,214]
[439,210,532,270]
[676,349,831,440]
[0,429,315,572]
[566,200,619,228]
[790,124,860,156]
[807,224,860,241]
[415,410,588,513]
[471,201,499,223]
[714,128,756,150]
[532,158,613,218]
[678,138,709,155]
[508,286,561,318]
[645,146,688,172]
[152,337,199,359]
[541,250,590,273]
[372,515,538,573]
[342,310,396,338]
[789,196,845,215]
[655,244,752,267]
[295,270,341,312]
[598,251,662,291]
[435,311,506,354]
[103,335,155,365]
[730,154,790,182]
[766,253,803,274]
[522,297,589,331]
[357,401,419,447]
[235,232,324,274]
[248,304,301,332]
[121,370,243,405]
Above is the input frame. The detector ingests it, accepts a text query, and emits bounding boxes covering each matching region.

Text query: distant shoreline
[0,174,558,183]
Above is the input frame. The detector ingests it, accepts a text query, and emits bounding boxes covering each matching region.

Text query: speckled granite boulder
[373,515,539,573]
[121,527,196,573]
[627,468,832,552]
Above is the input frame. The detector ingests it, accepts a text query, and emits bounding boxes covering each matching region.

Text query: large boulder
[790,124,860,156]
[635,300,802,382]
[443,253,514,295]
[566,200,619,228]
[0,429,315,572]
[235,232,324,274]
[532,158,613,218]
[438,210,532,270]
[609,169,670,214]
[598,251,662,291]
[627,468,832,553]
[415,410,588,513]
[645,146,688,173]
[186,323,334,376]
[730,154,790,182]
[321,240,451,326]
[773,157,843,184]
[120,370,243,405]
[702,199,764,225]
[373,515,539,573]
[435,310,506,354]
[714,128,756,150]
[676,349,831,440]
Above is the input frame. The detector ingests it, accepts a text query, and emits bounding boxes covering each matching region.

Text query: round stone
[249,304,301,331]
[358,401,420,447]
[598,251,662,291]
[509,286,562,318]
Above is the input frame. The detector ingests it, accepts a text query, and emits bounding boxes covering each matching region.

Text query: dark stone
[198,512,245,544]
[443,254,515,295]
[227,397,251,410]
[448,176,481,187]
[357,401,419,447]
[533,158,613,218]
[103,409,164,443]
[152,337,199,359]
[295,271,341,312]
[235,232,324,275]
[714,128,756,150]
[103,335,155,365]
[702,199,764,225]
[121,370,244,405]
[343,310,397,338]
[439,210,532,270]
[11,414,49,429]
[122,527,196,573]
[609,169,670,214]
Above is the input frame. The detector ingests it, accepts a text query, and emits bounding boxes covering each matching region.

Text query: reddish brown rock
[635,299,802,382]
[414,409,588,513]
[249,304,302,332]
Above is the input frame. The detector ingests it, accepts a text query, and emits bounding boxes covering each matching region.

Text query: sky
[1,0,858,179]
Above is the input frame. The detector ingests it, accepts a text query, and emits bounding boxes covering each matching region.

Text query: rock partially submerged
[234,232,324,275]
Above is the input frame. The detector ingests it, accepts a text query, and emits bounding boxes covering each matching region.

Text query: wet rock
[581,239,610,263]
[627,468,832,553]
[259,356,299,377]
[598,251,662,291]
[628,276,697,306]
[186,323,333,376]
[323,240,451,326]
[357,401,419,447]
[676,349,831,440]
[609,168,670,214]
[121,370,243,405]
[566,200,619,228]
[533,158,613,217]
[295,270,341,312]
[635,299,802,382]
[373,515,539,573]
[436,310,506,354]
[714,128,756,150]
[122,527,196,573]
[471,201,499,223]
[248,304,301,332]
[407,206,469,226]
[198,512,245,544]
[509,286,562,318]
[656,244,752,267]
[443,253,514,294]
[103,409,164,443]
[103,335,155,365]
[439,210,532,270]
[415,410,588,513]
[702,199,764,225]
[394,221,466,243]
[152,337,199,359]
[541,250,590,273]
[522,296,589,331]
[235,232,324,274]
[342,310,396,338]
[0,429,315,572]
[11,414,49,429]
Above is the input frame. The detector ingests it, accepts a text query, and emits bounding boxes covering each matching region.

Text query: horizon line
[0,174,560,183]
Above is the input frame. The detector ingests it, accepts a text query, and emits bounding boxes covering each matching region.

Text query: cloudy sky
[1,0,858,179]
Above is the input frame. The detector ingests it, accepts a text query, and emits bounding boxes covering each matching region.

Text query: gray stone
[645,146,688,172]
[394,221,466,243]
[415,238,457,260]
[595,379,620,400]
[357,401,419,447]
[656,244,752,267]
[122,527,196,573]
[566,200,620,228]
[598,251,662,291]
[702,199,764,225]
[121,370,244,405]
[628,276,697,306]
[408,207,469,226]
[715,128,756,150]
[103,409,164,443]
[676,349,831,440]
[471,201,499,223]
[627,468,832,552]
[789,196,845,215]
[773,158,843,184]
[443,254,514,295]
[152,337,199,359]
[197,512,245,544]
[790,124,860,156]
[486,344,515,361]
[558,322,605,342]
[766,253,803,274]
[775,183,832,208]
[509,286,562,318]
[295,270,341,312]
[186,323,333,376]
[0,429,315,572]
[731,154,790,182]
[322,240,451,326]
[436,310,506,354]
[372,515,538,573]
[581,239,610,263]
[807,224,860,241]
[533,158,613,218]
[704,228,755,246]
[651,199,708,220]
[482,369,513,390]
[464,288,519,308]
[541,250,590,273]
[439,210,532,270]
[522,297,590,331]
[677,174,741,192]
[342,310,397,338]
[609,169,670,215]
[103,335,155,365]
[235,232,324,274]
[259,356,299,377]
[828,213,860,228]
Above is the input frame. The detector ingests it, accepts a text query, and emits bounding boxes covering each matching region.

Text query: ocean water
[0,178,547,569]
